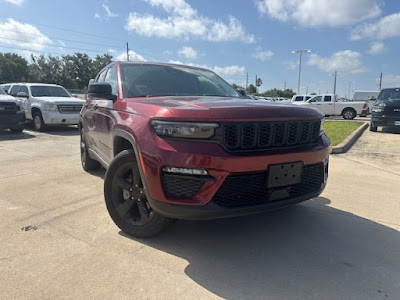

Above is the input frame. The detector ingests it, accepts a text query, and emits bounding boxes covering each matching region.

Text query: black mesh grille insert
[0,102,17,115]
[212,163,323,208]
[161,174,210,198]
[221,120,320,152]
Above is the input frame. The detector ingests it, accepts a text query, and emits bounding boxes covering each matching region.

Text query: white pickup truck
[8,83,86,131]
[293,94,368,119]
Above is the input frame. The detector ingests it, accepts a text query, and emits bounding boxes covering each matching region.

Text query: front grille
[219,120,320,152]
[0,102,17,115]
[212,163,323,208]
[161,174,210,198]
[57,104,83,114]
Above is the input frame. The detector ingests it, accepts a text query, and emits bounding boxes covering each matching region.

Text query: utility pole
[255,75,258,93]
[292,49,311,94]
[306,86,308,95]
[379,72,382,90]
[126,42,129,61]
[330,70,340,94]
[284,81,286,90]
[246,72,248,89]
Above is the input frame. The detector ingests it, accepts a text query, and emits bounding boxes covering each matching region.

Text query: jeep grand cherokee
[80,62,331,237]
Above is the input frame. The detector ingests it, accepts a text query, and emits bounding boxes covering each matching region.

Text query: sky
[1,0,400,97]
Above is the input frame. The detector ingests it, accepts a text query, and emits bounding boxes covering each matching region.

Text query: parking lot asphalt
[0,126,399,299]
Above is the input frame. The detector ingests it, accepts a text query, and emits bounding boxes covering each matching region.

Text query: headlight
[371,102,386,113]
[45,104,59,112]
[320,118,325,136]
[151,120,219,139]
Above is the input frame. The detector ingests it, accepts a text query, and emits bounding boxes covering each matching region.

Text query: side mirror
[368,96,376,100]
[236,88,247,98]
[71,93,78,98]
[17,92,29,98]
[88,83,117,101]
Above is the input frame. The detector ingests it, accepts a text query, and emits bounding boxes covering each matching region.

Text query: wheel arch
[341,107,356,115]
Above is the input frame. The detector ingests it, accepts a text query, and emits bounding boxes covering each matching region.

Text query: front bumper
[138,132,331,219]
[42,111,80,125]
[371,113,400,127]
[0,112,25,129]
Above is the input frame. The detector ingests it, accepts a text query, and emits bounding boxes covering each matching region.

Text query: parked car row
[0,83,85,131]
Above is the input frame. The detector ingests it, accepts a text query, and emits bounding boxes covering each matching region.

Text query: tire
[10,127,23,133]
[104,149,174,238]
[80,128,100,171]
[342,108,356,120]
[370,123,377,132]
[33,111,45,131]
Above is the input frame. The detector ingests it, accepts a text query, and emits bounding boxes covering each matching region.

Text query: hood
[34,96,86,104]
[121,96,323,121]
[0,94,21,104]
[377,99,400,108]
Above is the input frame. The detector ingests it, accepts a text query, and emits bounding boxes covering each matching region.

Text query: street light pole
[292,49,311,95]
[330,70,341,95]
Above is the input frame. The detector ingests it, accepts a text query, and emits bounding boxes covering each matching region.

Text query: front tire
[342,108,356,120]
[370,123,377,132]
[80,128,100,171]
[33,111,45,131]
[104,150,174,238]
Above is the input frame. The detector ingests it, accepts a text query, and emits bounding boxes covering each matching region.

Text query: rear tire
[342,108,356,120]
[104,150,174,238]
[33,111,45,131]
[80,128,100,171]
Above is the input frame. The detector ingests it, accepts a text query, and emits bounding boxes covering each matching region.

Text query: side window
[9,85,21,96]
[305,96,311,100]
[324,96,331,102]
[104,66,117,95]
[97,70,107,83]
[311,96,322,102]
[295,96,303,101]
[19,85,29,96]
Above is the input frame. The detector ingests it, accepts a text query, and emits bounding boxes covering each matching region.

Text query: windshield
[120,64,240,99]
[31,86,71,97]
[0,88,6,95]
[377,88,400,101]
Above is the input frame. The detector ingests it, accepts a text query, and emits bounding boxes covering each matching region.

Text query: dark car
[370,88,400,132]
[0,88,25,133]
[80,61,331,237]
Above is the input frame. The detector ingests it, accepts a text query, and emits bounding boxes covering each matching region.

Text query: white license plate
[395,121,400,126]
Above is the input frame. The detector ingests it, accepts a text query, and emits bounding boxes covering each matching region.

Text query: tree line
[0,52,113,90]
[232,82,296,98]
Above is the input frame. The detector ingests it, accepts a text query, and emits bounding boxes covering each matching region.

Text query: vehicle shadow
[0,129,36,141]
[24,123,79,136]
[381,127,400,134]
[119,197,399,299]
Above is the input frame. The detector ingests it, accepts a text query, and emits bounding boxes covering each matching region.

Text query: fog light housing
[163,167,208,176]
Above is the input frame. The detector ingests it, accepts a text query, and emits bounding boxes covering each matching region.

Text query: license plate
[395,121,400,126]
[267,162,303,188]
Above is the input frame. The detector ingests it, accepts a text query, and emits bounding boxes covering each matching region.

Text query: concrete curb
[331,121,369,154]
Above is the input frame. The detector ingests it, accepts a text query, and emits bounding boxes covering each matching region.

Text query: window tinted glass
[0,88,5,95]
[378,88,400,100]
[120,64,240,98]
[295,96,303,101]
[311,96,322,102]
[1,85,10,93]
[324,96,331,102]
[31,86,71,97]
[305,96,311,100]
[104,66,117,95]
[20,86,29,95]
[10,85,21,96]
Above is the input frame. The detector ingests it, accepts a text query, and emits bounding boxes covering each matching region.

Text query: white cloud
[0,18,51,51]
[4,0,24,6]
[57,40,66,47]
[94,13,101,19]
[367,41,385,55]
[283,61,297,70]
[307,50,366,74]
[255,0,381,27]
[380,75,400,88]
[177,46,197,60]
[252,47,274,61]
[126,0,254,43]
[350,13,400,40]
[102,4,118,18]
[116,50,147,62]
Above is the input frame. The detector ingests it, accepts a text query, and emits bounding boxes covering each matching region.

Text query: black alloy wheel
[104,150,174,238]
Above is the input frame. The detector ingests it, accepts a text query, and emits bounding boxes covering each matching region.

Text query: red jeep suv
[80,61,331,237]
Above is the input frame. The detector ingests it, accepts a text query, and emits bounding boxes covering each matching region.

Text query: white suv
[7,83,86,131]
